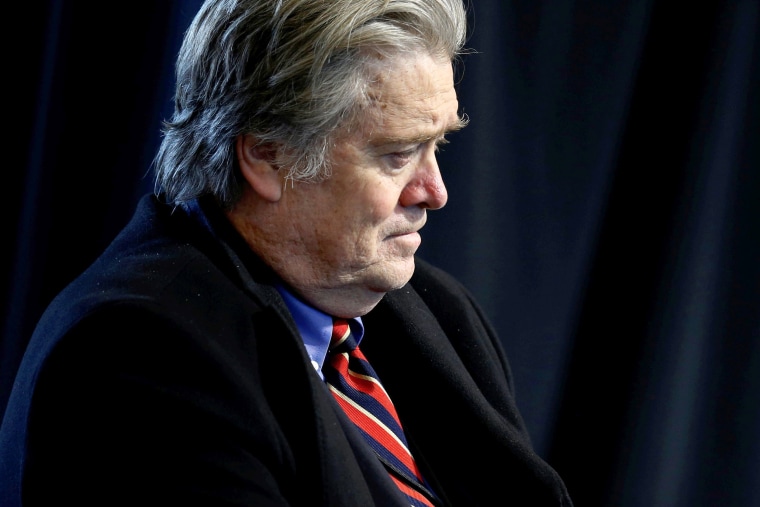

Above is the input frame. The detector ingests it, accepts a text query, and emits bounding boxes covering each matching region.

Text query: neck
[225,198,385,318]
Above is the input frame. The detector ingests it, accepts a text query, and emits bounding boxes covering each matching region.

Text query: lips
[391,219,426,238]
[386,214,426,240]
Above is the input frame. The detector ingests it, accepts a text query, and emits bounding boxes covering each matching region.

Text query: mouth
[386,230,422,253]
[391,229,419,237]
[387,226,423,241]
[392,217,427,238]
[387,214,427,242]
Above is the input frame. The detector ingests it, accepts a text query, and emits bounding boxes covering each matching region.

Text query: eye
[381,137,447,170]
[435,136,450,152]
[386,146,420,169]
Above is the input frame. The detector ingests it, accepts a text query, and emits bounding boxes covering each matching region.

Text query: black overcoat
[0,194,572,506]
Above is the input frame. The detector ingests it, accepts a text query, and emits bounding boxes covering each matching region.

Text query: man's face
[271,53,463,315]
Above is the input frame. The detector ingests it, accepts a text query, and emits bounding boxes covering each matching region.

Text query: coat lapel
[361,282,561,506]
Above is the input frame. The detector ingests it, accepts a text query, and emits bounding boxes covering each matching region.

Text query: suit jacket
[0,194,572,506]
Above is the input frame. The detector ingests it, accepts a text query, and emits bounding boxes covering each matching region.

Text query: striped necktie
[322,318,438,507]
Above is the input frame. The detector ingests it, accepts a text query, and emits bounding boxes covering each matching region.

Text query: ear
[236,134,283,202]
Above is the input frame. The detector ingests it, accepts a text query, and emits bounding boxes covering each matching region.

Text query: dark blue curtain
[4,1,758,505]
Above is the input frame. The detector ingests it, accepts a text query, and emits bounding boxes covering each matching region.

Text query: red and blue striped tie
[323,318,438,507]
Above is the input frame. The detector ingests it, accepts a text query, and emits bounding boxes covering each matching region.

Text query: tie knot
[330,318,357,353]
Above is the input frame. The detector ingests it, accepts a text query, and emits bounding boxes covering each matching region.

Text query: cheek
[368,179,403,216]
[316,173,403,255]
[336,195,397,258]
[343,178,399,225]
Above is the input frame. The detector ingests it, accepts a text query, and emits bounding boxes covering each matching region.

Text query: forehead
[355,54,461,144]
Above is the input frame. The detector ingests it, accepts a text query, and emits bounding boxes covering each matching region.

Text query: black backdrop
[4,1,759,505]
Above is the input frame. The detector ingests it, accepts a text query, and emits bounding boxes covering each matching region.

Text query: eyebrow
[370,114,469,147]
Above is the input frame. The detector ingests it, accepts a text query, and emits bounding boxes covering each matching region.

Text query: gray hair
[154,0,469,208]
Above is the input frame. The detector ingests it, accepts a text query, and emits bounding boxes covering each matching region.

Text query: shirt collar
[275,284,364,379]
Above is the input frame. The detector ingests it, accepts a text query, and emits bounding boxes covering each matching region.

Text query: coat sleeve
[20,300,299,506]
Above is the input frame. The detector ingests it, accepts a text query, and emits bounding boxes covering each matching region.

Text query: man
[0,0,572,505]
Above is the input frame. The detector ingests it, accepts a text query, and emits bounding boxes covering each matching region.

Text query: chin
[369,258,416,293]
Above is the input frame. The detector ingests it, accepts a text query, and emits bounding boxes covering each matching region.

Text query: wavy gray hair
[154,0,469,208]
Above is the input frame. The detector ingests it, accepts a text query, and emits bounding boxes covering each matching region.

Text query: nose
[399,148,448,210]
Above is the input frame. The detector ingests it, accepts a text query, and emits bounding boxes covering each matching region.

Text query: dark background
[4,1,759,505]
